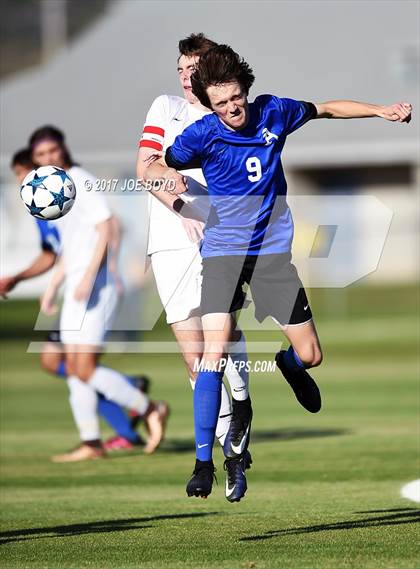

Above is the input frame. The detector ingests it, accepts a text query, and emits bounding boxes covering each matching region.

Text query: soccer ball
[20,166,76,220]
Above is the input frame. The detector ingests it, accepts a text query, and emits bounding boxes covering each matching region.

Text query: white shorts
[60,267,118,346]
[150,247,202,324]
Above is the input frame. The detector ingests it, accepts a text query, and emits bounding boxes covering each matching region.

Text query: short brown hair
[191,44,255,108]
[178,33,217,59]
[11,148,33,170]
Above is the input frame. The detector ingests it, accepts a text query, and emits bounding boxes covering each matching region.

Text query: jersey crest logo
[262,128,279,145]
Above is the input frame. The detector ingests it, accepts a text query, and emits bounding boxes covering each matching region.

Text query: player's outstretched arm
[315,100,412,122]
[0,250,57,299]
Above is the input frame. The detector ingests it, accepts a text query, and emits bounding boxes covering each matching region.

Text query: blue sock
[55,361,67,379]
[284,346,306,370]
[194,370,223,461]
[97,398,140,444]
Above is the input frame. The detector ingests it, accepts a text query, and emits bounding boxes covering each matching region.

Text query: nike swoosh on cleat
[230,423,251,455]
[197,443,208,449]
[225,480,236,498]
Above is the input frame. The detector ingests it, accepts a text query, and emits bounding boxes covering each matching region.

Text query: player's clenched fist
[380,102,412,123]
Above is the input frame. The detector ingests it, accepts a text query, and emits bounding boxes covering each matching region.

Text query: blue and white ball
[20,166,76,220]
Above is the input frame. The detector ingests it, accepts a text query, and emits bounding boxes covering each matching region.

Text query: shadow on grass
[161,428,349,453]
[355,507,418,514]
[240,508,420,541]
[0,512,218,545]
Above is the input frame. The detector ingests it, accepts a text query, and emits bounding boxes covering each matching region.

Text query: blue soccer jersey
[166,95,316,257]
[35,219,61,255]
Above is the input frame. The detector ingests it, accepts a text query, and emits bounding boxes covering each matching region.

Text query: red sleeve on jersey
[139,139,163,150]
[143,126,164,137]
[138,125,165,150]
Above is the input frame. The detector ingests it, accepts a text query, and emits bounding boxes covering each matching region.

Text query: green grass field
[0,285,419,568]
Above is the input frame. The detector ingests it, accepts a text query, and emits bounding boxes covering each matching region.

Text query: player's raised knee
[311,349,323,368]
[296,345,323,368]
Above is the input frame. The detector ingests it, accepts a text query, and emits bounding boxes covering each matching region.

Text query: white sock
[67,376,100,441]
[189,377,232,446]
[226,332,250,401]
[89,366,150,416]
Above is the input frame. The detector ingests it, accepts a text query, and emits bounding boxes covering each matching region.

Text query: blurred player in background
[145,44,412,498]
[137,34,252,502]
[25,126,168,460]
[0,148,152,455]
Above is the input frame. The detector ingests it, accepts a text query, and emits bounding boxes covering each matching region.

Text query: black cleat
[275,350,321,413]
[224,452,249,503]
[243,449,253,470]
[186,460,216,499]
[223,398,253,459]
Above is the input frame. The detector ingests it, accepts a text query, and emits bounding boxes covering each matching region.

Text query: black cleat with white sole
[224,450,252,503]
[186,459,216,499]
[223,397,253,459]
[275,350,321,413]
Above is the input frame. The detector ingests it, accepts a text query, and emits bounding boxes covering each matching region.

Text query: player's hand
[181,218,205,243]
[164,169,188,195]
[40,288,59,315]
[0,276,17,299]
[380,102,412,123]
[74,275,93,302]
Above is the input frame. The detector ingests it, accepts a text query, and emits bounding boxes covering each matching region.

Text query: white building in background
[0,0,418,297]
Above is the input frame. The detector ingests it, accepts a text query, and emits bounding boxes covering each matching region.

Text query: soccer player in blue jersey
[145,44,412,499]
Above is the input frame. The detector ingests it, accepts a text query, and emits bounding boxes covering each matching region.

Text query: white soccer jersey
[59,166,111,277]
[139,95,211,254]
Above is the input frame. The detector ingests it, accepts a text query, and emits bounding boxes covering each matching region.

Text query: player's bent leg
[282,319,323,368]
[65,345,151,448]
[74,350,168,454]
[276,320,322,413]
[52,364,105,463]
